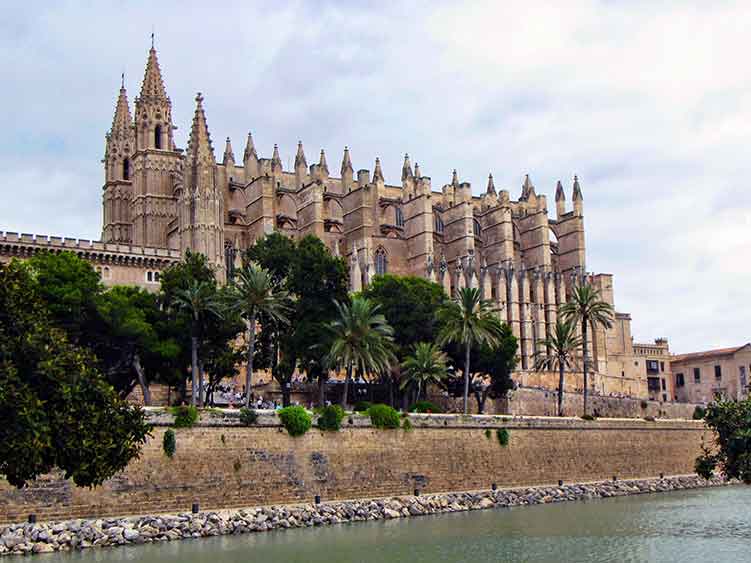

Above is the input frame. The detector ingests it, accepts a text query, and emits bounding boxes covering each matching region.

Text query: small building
[671,344,751,404]
[633,338,673,403]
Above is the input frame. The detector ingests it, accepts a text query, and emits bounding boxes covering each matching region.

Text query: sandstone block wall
[0,414,707,525]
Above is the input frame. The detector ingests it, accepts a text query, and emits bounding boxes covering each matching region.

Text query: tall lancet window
[395,207,405,227]
[375,248,387,276]
[122,158,130,180]
[154,125,162,149]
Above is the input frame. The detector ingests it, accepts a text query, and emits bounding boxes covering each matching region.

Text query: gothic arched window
[473,219,482,237]
[375,248,387,276]
[434,213,445,234]
[122,158,130,180]
[395,207,405,227]
[154,125,162,149]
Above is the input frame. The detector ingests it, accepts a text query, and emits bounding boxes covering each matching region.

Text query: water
[18,487,751,563]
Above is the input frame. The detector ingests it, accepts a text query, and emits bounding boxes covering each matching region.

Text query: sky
[1,1,749,353]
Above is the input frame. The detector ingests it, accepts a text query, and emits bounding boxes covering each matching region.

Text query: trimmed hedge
[409,400,444,414]
[172,405,199,428]
[163,429,176,458]
[239,407,258,426]
[317,405,345,431]
[353,401,372,412]
[693,405,706,420]
[278,406,312,437]
[368,404,400,429]
[496,428,510,447]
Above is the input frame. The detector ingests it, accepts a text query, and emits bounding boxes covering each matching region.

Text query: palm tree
[534,320,582,416]
[400,342,449,402]
[173,280,224,407]
[231,264,291,408]
[326,296,396,407]
[437,287,504,414]
[560,283,614,416]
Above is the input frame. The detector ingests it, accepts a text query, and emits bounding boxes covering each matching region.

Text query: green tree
[230,263,291,408]
[437,287,504,414]
[172,280,224,406]
[96,286,179,405]
[560,283,614,416]
[326,296,396,407]
[0,260,150,488]
[400,342,449,402]
[534,319,582,416]
[695,399,751,484]
[362,275,447,360]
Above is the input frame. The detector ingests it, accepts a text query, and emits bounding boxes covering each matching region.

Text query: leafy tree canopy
[362,274,447,360]
[0,260,151,488]
[696,399,751,484]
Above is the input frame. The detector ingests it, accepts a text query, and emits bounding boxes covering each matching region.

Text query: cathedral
[2,44,674,402]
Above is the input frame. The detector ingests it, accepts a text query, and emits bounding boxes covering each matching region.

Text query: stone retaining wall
[0,475,728,557]
[0,411,709,526]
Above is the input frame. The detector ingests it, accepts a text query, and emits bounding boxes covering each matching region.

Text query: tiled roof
[672,343,751,363]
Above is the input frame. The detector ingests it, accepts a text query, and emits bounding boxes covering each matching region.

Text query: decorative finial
[121,72,125,89]
[151,29,155,49]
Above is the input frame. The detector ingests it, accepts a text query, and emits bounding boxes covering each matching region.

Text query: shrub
[318,405,345,432]
[409,400,444,414]
[353,401,372,412]
[171,405,199,428]
[693,405,707,420]
[239,407,258,426]
[496,428,510,447]
[368,404,400,429]
[581,414,597,421]
[402,417,413,432]
[278,406,312,437]
[163,429,176,458]
[485,428,492,440]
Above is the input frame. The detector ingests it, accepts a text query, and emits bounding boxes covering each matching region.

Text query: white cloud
[1,0,749,352]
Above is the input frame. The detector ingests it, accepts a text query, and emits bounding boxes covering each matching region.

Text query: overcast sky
[1,1,749,353]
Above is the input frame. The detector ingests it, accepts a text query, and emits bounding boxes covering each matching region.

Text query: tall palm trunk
[557,356,565,417]
[463,340,471,415]
[581,319,589,416]
[198,359,205,407]
[133,353,150,407]
[341,362,353,407]
[190,335,199,407]
[318,374,326,407]
[244,312,257,408]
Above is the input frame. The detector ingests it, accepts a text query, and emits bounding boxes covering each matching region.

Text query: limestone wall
[0,412,707,525]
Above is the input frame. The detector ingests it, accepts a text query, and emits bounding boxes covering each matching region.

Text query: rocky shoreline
[0,474,727,557]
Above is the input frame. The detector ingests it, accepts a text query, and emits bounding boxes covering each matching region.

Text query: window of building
[693,367,701,383]
[621,371,625,377]
[676,373,685,387]
[154,271,160,283]
[714,365,722,379]
[103,266,111,280]
[395,207,405,228]
[662,393,667,402]
[473,219,482,238]
[374,248,387,276]
[661,379,666,390]
[154,125,162,149]
[123,158,130,180]
[660,361,665,372]
[647,377,660,392]
[646,360,659,374]
[146,271,153,282]
[434,213,444,234]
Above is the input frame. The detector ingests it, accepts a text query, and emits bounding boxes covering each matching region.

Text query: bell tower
[130,42,183,248]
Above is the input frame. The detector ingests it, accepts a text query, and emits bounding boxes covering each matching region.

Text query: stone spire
[295,141,307,169]
[319,149,329,176]
[271,144,283,172]
[223,137,235,166]
[243,132,257,162]
[451,169,459,187]
[110,79,132,137]
[186,93,216,171]
[486,173,496,195]
[572,175,583,201]
[521,174,535,200]
[555,180,566,217]
[373,157,384,182]
[139,46,168,101]
[341,146,353,176]
[401,154,413,181]
[414,162,422,178]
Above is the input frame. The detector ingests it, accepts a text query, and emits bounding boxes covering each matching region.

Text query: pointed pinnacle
[186,92,215,166]
[486,173,496,195]
[319,149,329,175]
[295,140,307,169]
[572,175,583,201]
[373,157,384,182]
[341,146,353,175]
[110,82,132,135]
[401,154,413,181]
[244,132,257,162]
[414,162,422,178]
[223,137,235,165]
[555,180,565,201]
[451,169,459,187]
[139,44,168,100]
